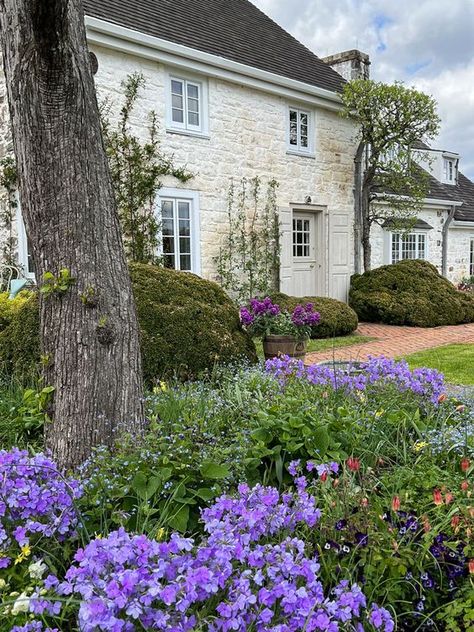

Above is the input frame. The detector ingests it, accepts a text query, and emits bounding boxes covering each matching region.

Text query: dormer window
[443,158,456,183]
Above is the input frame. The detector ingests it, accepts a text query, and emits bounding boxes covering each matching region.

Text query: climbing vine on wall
[215,176,280,302]
[0,156,18,268]
[100,72,193,264]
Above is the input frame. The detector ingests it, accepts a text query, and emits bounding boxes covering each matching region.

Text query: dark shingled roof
[83,0,345,94]
[411,141,474,222]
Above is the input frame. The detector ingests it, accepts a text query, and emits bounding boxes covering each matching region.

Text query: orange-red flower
[422,515,431,532]
[451,515,460,529]
[433,489,443,505]
[438,393,447,404]
[469,559,474,575]
[445,492,454,505]
[391,496,401,511]
[320,471,328,482]
[346,457,360,472]
[456,404,465,413]
[461,457,470,473]
[461,480,470,492]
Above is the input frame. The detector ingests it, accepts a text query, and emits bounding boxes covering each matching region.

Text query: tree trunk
[361,183,372,272]
[0,0,146,469]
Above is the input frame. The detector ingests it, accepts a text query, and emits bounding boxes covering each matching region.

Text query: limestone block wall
[91,45,358,285]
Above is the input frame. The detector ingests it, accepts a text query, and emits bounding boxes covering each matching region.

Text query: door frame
[289,203,328,296]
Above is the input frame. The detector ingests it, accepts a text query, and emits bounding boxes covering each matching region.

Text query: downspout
[353,141,364,275]
[441,205,456,278]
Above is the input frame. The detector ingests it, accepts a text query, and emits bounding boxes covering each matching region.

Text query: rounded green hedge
[271,292,358,338]
[0,265,256,383]
[349,260,474,327]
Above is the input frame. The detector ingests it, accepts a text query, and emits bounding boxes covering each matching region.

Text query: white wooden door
[329,211,351,301]
[291,212,318,296]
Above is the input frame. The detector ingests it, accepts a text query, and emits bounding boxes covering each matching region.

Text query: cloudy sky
[252,0,474,179]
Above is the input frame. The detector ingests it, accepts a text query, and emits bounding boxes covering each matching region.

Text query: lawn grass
[254,334,375,360]
[404,343,474,385]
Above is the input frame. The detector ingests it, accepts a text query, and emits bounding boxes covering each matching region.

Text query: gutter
[85,16,344,112]
[441,205,456,278]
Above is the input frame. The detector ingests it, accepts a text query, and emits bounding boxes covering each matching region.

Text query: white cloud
[252,0,474,178]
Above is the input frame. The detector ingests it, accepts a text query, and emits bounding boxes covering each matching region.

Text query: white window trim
[156,187,201,275]
[385,230,429,265]
[15,196,36,281]
[442,157,456,185]
[165,71,209,137]
[286,105,315,157]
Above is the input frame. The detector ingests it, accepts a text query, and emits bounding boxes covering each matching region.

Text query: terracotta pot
[263,335,307,360]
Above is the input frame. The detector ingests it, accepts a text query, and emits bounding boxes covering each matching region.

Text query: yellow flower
[14,545,31,565]
[413,441,428,453]
[156,527,165,541]
[374,409,384,419]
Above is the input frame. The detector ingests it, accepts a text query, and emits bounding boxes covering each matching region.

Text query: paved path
[305,322,474,365]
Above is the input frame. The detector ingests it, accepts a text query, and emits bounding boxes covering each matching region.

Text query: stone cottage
[1,0,473,301]
[0,0,361,301]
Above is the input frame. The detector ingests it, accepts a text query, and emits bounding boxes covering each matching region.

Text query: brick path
[305,322,474,365]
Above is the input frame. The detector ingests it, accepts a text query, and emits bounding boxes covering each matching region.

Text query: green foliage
[40,268,75,298]
[130,263,256,382]
[0,156,18,269]
[100,72,193,263]
[272,292,358,338]
[215,177,281,302]
[0,290,40,382]
[341,79,441,269]
[349,259,474,326]
[0,266,257,384]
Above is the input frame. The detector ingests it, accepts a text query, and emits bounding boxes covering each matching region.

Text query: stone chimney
[321,50,370,81]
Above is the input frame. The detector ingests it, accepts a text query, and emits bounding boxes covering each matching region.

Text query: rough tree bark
[0,0,146,469]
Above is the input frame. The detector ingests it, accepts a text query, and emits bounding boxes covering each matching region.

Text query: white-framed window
[288,107,313,154]
[443,158,456,183]
[16,199,36,280]
[166,74,208,135]
[292,216,311,257]
[157,188,201,274]
[390,232,427,264]
[470,238,474,277]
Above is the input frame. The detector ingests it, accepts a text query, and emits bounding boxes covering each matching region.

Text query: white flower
[28,559,48,580]
[11,591,30,615]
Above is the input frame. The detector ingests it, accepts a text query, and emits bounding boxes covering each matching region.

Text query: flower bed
[1,356,473,630]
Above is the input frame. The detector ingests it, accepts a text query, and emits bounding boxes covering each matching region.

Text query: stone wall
[91,45,358,286]
[447,227,474,282]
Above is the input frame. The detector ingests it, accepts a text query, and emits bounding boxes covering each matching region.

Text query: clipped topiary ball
[0,265,256,384]
[130,264,256,382]
[270,292,358,338]
[349,260,474,327]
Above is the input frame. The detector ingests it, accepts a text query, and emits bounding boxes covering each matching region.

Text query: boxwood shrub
[349,259,474,327]
[0,265,256,383]
[271,292,358,338]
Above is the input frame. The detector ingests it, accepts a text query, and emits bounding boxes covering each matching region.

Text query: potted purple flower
[240,297,320,360]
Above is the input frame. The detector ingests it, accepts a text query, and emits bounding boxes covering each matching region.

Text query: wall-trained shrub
[349,259,474,327]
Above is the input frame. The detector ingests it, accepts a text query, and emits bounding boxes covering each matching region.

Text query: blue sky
[252,0,474,179]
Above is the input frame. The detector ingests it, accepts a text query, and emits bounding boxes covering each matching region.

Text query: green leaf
[305,426,330,457]
[167,505,189,532]
[200,462,230,479]
[131,472,148,498]
[195,488,215,501]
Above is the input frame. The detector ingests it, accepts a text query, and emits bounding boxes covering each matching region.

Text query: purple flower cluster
[0,449,82,568]
[291,303,321,327]
[240,297,280,326]
[29,482,393,631]
[265,355,445,404]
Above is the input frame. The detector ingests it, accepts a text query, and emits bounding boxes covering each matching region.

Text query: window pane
[470,239,474,276]
[188,111,199,126]
[187,83,199,99]
[171,80,183,95]
[172,108,184,123]
[300,112,308,126]
[162,236,174,254]
[172,94,183,109]
[418,234,426,259]
[180,254,192,271]
[178,219,190,237]
[162,218,174,236]
[179,237,191,254]
[300,135,308,148]
[289,110,298,146]
[163,254,175,269]
[26,238,35,274]
[178,202,190,219]
[161,201,173,218]
[187,97,199,113]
